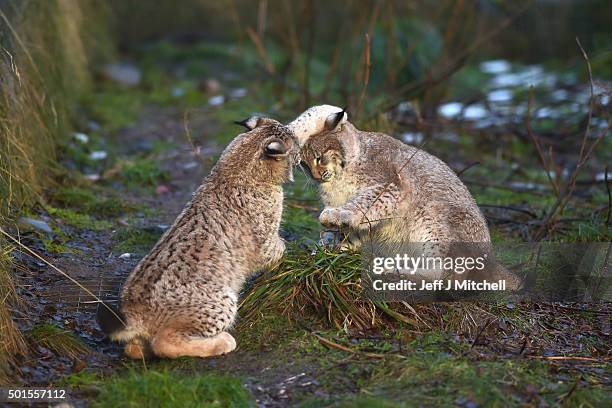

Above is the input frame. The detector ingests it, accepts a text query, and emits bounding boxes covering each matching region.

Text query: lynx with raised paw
[293,106,520,288]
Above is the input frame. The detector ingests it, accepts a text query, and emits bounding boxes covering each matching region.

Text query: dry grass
[239,245,492,335]
[0,0,112,383]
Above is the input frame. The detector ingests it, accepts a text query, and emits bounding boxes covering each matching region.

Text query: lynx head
[300,133,345,183]
[217,116,299,184]
[288,104,347,146]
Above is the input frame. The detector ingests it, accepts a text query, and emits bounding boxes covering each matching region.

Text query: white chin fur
[288,104,345,146]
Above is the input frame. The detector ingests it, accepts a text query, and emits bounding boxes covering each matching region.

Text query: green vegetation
[27,323,90,359]
[0,0,112,382]
[300,356,609,407]
[93,369,254,408]
[118,158,169,189]
[113,227,163,254]
[52,186,135,218]
[47,206,112,230]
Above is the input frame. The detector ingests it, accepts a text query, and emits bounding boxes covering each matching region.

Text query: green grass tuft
[27,323,89,359]
[240,245,422,330]
[118,158,169,188]
[52,186,136,218]
[93,369,254,408]
[113,227,163,254]
[46,206,112,230]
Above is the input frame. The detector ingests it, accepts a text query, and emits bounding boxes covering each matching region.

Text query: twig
[469,318,496,350]
[533,39,610,240]
[0,227,125,326]
[246,27,275,75]
[355,32,371,118]
[312,332,387,359]
[605,165,611,226]
[525,88,560,197]
[456,161,480,177]
[528,356,607,362]
[479,204,538,219]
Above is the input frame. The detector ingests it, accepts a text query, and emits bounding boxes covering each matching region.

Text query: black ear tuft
[234,116,260,130]
[324,110,347,131]
[264,140,287,158]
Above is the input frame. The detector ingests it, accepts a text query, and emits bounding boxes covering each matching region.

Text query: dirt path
[11,101,335,406]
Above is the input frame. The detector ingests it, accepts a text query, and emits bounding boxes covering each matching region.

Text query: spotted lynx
[293,106,520,288]
[97,117,299,359]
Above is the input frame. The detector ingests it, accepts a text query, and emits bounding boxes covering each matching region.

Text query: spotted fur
[98,118,299,359]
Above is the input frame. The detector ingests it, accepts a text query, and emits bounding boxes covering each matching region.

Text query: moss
[27,323,89,359]
[113,227,163,254]
[41,237,77,255]
[46,206,112,230]
[52,186,136,218]
[118,158,169,189]
[82,90,143,129]
[56,370,104,388]
[93,369,254,408]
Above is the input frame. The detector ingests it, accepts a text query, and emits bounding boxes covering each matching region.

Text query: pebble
[208,95,225,106]
[200,78,222,94]
[400,132,424,144]
[72,132,89,143]
[229,88,247,98]
[18,217,53,233]
[101,62,142,87]
[118,253,132,260]
[89,151,108,160]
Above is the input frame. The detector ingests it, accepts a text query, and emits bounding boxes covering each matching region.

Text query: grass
[0,247,27,385]
[46,206,112,230]
[0,0,112,382]
[117,158,169,189]
[298,355,610,407]
[27,323,90,359]
[52,186,136,218]
[92,369,254,408]
[113,227,163,254]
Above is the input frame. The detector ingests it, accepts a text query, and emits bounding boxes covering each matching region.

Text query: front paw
[319,208,356,228]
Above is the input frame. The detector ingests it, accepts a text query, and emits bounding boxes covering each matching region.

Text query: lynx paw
[319,208,356,228]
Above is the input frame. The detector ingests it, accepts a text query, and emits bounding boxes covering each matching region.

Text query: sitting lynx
[292,106,520,288]
[97,117,299,359]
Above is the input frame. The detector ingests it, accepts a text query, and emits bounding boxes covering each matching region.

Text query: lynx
[293,106,520,288]
[97,117,299,359]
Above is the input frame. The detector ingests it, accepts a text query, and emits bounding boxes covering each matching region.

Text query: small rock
[19,217,53,233]
[87,120,101,132]
[83,173,101,181]
[229,88,247,98]
[118,253,132,260]
[181,161,198,170]
[171,86,185,97]
[400,132,424,144]
[101,62,142,87]
[208,95,225,106]
[72,132,89,143]
[89,151,108,160]
[155,184,170,195]
[200,78,222,94]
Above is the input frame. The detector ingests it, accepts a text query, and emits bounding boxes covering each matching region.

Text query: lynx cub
[97,117,299,359]
[294,106,520,287]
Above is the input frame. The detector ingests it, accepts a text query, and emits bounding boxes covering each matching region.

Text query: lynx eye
[314,156,321,165]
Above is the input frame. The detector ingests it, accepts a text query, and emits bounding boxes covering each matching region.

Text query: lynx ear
[324,109,347,131]
[234,116,261,131]
[264,139,288,159]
